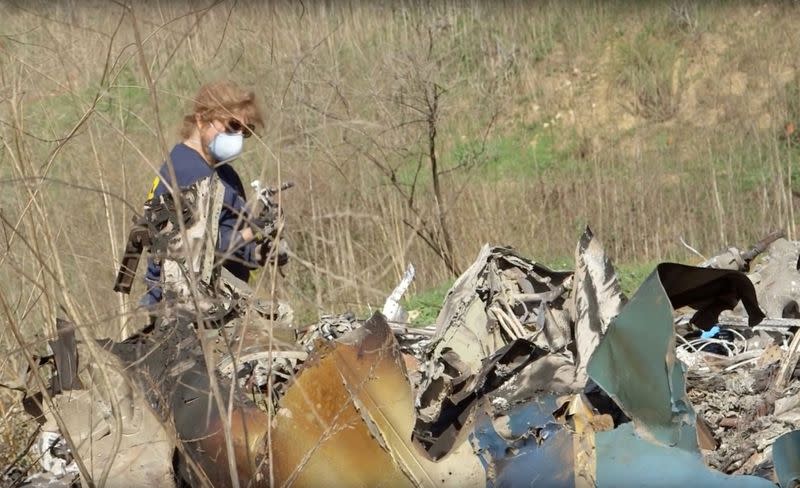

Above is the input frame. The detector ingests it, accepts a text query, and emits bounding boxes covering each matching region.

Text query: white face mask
[207,131,244,163]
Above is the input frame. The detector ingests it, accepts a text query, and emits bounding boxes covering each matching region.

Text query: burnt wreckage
[9,175,800,487]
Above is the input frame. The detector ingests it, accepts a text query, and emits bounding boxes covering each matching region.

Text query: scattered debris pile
[678,236,800,479]
[8,228,800,487]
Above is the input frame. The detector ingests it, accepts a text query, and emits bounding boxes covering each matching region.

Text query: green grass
[691,135,800,194]
[616,260,660,297]
[403,279,455,326]
[447,133,554,178]
[395,123,591,188]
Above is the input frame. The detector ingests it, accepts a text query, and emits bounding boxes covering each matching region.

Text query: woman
[140,80,267,308]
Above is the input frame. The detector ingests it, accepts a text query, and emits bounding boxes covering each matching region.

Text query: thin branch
[0,176,142,215]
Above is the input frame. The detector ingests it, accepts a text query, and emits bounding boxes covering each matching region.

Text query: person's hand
[240,227,256,242]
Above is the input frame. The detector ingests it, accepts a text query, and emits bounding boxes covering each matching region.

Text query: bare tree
[343,19,500,277]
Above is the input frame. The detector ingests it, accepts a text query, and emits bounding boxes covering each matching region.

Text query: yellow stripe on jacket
[147,176,160,200]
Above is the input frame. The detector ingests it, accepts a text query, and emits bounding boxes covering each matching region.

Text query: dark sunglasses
[224,119,255,138]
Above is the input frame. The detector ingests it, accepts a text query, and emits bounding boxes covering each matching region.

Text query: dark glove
[256,238,289,267]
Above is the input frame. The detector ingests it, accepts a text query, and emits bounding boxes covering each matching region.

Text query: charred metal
[12,228,800,487]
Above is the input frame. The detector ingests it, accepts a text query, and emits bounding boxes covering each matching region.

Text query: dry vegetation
[1,0,800,473]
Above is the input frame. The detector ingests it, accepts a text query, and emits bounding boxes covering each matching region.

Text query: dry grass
[1,0,800,478]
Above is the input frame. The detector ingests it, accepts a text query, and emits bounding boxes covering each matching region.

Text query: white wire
[675,329,750,366]
[726,328,749,352]
[677,325,800,373]
[694,339,735,356]
[724,357,759,372]
[685,338,735,355]
[675,333,698,353]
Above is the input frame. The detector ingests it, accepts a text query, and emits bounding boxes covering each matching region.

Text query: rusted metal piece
[109,320,269,487]
[271,312,483,487]
[696,416,719,451]
[171,363,269,487]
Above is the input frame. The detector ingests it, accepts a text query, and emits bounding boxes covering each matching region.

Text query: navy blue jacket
[140,143,258,307]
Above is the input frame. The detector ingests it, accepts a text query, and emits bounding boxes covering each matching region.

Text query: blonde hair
[180,80,264,139]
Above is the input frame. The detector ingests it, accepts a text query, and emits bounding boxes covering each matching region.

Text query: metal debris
[470,395,576,488]
[413,233,785,486]
[588,266,698,450]
[107,318,269,487]
[22,325,176,487]
[413,229,622,458]
[12,227,800,486]
[272,313,483,487]
[595,423,772,487]
[383,263,416,323]
[774,430,800,488]
[677,236,800,478]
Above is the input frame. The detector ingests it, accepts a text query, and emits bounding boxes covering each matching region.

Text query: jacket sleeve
[216,188,261,269]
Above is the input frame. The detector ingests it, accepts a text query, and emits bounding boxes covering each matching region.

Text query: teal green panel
[587,270,696,449]
[774,430,800,488]
[596,423,776,488]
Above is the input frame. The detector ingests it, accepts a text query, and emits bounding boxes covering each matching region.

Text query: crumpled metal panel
[412,231,623,463]
[587,263,766,448]
[587,267,698,449]
[427,245,503,376]
[747,238,800,318]
[465,394,777,488]
[496,353,583,404]
[413,340,550,459]
[272,313,484,488]
[774,430,800,488]
[471,261,779,487]
[656,262,765,330]
[428,245,573,376]
[470,395,575,488]
[595,423,774,487]
[109,320,269,487]
[420,231,621,409]
[571,228,625,383]
[417,245,576,448]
